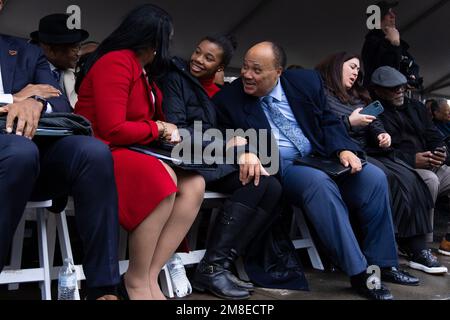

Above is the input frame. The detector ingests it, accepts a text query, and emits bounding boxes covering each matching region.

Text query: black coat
[378,97,445,168]
[162,57,217,132]
[161,57,236,182]
[361,30,420,87]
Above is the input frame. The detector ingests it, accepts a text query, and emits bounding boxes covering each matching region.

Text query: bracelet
[156,120,167,138]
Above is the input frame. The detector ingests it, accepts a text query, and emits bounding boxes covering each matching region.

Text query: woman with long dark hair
[316,52,447,277]
[75,4,205,300]
[161,35,283,300]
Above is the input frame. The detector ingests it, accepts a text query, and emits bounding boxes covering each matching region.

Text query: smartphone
[434,146,447,154]
[360,101,384,117]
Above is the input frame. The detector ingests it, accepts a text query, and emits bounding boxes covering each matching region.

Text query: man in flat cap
[362,1,422,89]
[31,13,90,108]
[372,66,450,267]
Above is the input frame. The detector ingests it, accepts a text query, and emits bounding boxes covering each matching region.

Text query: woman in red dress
[75,4,205,300]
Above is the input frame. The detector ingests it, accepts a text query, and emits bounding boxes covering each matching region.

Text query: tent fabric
[0,0,448,97]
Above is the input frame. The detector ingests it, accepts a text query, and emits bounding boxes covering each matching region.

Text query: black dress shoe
[352,283,394,300]
[381,267,419,286]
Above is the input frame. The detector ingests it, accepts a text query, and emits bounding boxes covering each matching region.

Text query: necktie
[262,96,310,156]
[52,69,61,83]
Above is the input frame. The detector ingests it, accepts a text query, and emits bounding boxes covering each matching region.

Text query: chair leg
[8,216,26,291]
[159,265,174,299]
[293,207,324,271]
[37,209,52,300]
[47,213,57,271]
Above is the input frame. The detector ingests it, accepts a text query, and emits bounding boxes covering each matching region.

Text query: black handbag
[0,113,93,136]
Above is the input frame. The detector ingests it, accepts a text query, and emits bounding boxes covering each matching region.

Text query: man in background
[362,1,422,89]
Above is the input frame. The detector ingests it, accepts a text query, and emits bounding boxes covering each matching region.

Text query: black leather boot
[192,201,255,300]
[224,249,255,292]
[236,207,273,255]
[224,207,274,291]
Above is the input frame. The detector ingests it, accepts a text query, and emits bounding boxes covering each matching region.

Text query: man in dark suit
[0,34,120,300]
[213,42,417,300]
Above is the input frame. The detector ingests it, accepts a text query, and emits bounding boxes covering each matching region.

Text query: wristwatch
[29,95,48,113]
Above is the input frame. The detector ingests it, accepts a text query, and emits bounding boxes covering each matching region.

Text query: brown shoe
[439,239,450,256]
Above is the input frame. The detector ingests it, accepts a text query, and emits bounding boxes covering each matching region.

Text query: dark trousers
[207,172,282,214]
[281,160,398,276]
[0,134,120,289]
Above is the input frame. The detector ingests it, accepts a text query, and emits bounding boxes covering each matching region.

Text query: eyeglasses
[52,43,81,53]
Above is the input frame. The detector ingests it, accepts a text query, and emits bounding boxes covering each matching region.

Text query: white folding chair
[291,206,324,270]
[0,201,53,300]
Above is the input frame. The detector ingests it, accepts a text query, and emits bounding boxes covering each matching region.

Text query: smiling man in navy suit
[213,42,419,300]
[0,32,121,300]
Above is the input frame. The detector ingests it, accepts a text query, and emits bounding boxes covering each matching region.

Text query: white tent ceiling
[1,0,449,97]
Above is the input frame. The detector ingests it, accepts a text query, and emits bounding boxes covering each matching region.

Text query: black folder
[128,141,217,171]
[294,154,367,177]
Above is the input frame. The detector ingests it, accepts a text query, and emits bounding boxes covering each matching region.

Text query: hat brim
[30,29,89,44]
[372,77,408,88]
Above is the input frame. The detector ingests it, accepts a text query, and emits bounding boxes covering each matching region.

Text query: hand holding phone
[349,108,376,127]
[430,146,447,167]
[360,101,384,117]
[434,146,447,154]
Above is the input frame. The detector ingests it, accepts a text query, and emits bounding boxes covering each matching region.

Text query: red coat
[75,50,177,231]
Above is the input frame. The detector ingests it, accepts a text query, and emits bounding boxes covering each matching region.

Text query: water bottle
[58,258,77,300]
[167,254,192,298]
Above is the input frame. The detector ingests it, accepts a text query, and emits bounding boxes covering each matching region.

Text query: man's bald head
[241,41,286,97]
[247,42,286,70]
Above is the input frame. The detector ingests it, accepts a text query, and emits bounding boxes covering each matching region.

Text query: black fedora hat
[30,13,89,44]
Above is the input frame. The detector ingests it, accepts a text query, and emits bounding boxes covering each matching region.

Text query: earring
[153,51,157,56]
